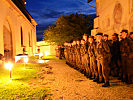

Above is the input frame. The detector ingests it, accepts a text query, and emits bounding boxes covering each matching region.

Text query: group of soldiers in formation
[60,29,133,87]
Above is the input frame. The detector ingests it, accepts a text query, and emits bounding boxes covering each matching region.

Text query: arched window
[21,27,24,46]
[29,30,32,47]
[29,32,31,46]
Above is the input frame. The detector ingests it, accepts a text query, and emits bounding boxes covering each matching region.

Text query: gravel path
[44,60,133,100]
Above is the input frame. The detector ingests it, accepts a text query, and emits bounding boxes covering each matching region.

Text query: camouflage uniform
[106,40,112,49]
[75,44,81,69]
[64,46,68,62]
[120,37,133,82]
[59,46,64,59]
[80,43,90,74]
[72,45,77,67]
[67,46,71,64]
[96,39,111,83]
[69,46,73,65]
[88,42,98,79]
[110,40,121,76]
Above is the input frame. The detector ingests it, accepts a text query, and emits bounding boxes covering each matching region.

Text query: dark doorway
[3,21,13,61]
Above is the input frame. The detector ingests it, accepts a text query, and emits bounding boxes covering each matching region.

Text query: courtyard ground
[43,60,133,100]
[0,58,132,100]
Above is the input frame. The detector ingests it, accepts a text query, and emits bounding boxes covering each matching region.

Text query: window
[21,27,24,46]
[29,31,32,47]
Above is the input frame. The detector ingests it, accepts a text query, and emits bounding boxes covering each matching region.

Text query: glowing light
[15,55,28,63]
[5,62,13,78]
[39,53,43,57]
[45,60,49,63]
[45,52,50,56]
[5,62,13,71]
[38,60,45,63]
[24,57,28,64]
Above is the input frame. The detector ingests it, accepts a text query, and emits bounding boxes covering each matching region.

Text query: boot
[97,79,104,84]
[89,76,95,80]
[102,82,110,87]
[93,77,99,82]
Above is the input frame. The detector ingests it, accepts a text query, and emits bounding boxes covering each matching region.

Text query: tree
[43,13,94,45]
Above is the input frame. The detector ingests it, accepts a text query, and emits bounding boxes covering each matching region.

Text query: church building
[0,0,37,61]
[90,0,133,38]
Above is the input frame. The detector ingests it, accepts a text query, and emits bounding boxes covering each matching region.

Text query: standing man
[67,43,72,66]
[103,34,112,48]
[130,32,133,40]
[110,33,121,77]
[64,42,69,64]
[88,36,98,81]
[96,33,111,87]
[72,41,77,68]
[69,43,73,66]
[75,40,82,70]
[80,39,87,74]
[120,30,133,84]
[82,34,90,76]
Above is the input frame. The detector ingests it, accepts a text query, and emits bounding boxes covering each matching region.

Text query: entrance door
[3,21,13,61]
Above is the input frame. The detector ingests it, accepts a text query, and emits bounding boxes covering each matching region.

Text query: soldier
[128,32,133,83]
[72,41,77,68]
[82,34,90,76]
[83,33,88,42]
[130,32,133,40]
[96,33,111,87]
[69,43,73,67]
[110,33,121,77]
[103,34,112,48]
[67,43,72,66]
[58,46,64,59]
[64,42,68,64]
[80,39,87,74]
[120,30,133,84]
[88,36,98,81]
[75,40,82,70]
[58,46,62,59]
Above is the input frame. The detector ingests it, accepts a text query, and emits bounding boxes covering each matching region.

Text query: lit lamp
[5,62,13,79]
[24,57,28,68]
[45,52,50,56]
[39,53,43,59]
[24,57,28,64]
[38,60,45,63]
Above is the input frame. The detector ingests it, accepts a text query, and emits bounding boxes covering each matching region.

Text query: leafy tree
[43,13,94,45]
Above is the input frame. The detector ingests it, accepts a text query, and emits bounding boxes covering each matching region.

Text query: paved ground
[43,60,133,100]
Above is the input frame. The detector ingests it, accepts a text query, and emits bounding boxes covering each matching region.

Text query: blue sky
[25,0,96,41]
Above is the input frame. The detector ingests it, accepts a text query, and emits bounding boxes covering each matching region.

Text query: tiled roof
[11,0,33,22]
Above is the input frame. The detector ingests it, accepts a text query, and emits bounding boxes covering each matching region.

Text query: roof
[87,0,93,3]
[11,0,33,23]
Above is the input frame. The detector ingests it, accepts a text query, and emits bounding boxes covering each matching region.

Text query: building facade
[0,0,37,61]
[36,41,57,56]
[91,0,133,39]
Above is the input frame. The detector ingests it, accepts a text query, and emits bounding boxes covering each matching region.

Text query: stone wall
[92,0,133,39]
[0,0,37,60]
[36,41,57,56]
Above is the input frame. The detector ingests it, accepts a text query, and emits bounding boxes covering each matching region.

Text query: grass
[0,63,50,100]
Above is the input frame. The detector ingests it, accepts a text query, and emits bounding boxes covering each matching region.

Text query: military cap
[96,32,103,36]
[120,29,128,33]
[130,32,133,35]
[112,33,118,37]
[89,35,94,39]
[103,34,108,37]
